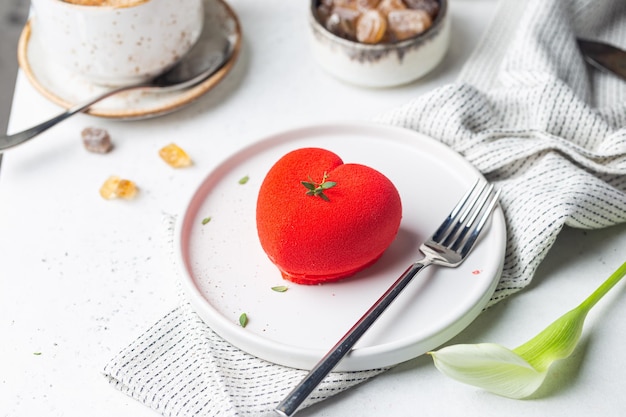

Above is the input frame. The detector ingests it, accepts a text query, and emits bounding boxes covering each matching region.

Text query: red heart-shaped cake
[256,147,402,284]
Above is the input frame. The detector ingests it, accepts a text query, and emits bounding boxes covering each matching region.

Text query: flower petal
[430,343,547,399]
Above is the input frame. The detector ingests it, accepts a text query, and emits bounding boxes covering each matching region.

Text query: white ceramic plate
[17,0,241,120]
[176,122,506,371]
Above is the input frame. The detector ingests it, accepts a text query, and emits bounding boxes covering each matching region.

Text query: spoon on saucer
[0,34,235,152]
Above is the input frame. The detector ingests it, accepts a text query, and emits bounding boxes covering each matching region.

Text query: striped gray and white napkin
[104,0,626,415]
[379,0,626,304]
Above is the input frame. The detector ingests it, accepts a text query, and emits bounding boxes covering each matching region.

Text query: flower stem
[578,261,626,313]
[513,261,626,371]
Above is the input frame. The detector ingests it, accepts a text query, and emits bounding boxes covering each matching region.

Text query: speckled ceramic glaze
[309,0,450,88]
[30,0,204,86]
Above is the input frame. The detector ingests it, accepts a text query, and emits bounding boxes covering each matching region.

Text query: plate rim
[17,0,242,120]
[174,121,506,371]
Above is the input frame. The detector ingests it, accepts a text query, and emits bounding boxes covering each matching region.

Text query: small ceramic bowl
[308,0,450,88]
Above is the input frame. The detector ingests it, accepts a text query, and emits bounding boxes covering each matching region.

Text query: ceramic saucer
[17,0,241,120]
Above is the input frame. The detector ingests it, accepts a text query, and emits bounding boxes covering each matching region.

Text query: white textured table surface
[2,1,626,416]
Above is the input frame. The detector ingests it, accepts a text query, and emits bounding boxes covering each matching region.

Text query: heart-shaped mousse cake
[256,147,402,284]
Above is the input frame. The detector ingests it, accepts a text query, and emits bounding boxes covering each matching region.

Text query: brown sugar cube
[99,175,138,200]
[81,127,113,153]
[330,0,358,8]
[356,9,387,44]
[325,6,361,41]
[387,8,432,41]
[356,0,381,11]
[402,0,440,16]
[158,143,193,168]
[377,0,406,16]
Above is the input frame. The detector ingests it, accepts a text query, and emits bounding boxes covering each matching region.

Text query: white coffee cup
[29,0,205,86]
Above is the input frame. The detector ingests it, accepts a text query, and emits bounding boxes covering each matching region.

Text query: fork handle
[273,259,432,417]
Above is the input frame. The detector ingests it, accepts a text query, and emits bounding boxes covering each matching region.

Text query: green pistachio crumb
[239,313,248,328]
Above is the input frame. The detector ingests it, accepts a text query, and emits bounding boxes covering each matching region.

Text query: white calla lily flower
[430,343,546,399]
[429,261,626,399]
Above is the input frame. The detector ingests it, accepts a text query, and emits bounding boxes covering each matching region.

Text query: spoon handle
[0,85,134,152]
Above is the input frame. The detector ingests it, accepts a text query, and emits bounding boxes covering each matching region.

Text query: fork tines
[433,179,501,257]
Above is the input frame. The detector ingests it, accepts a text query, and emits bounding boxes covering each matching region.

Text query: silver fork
[265,179,501,417]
